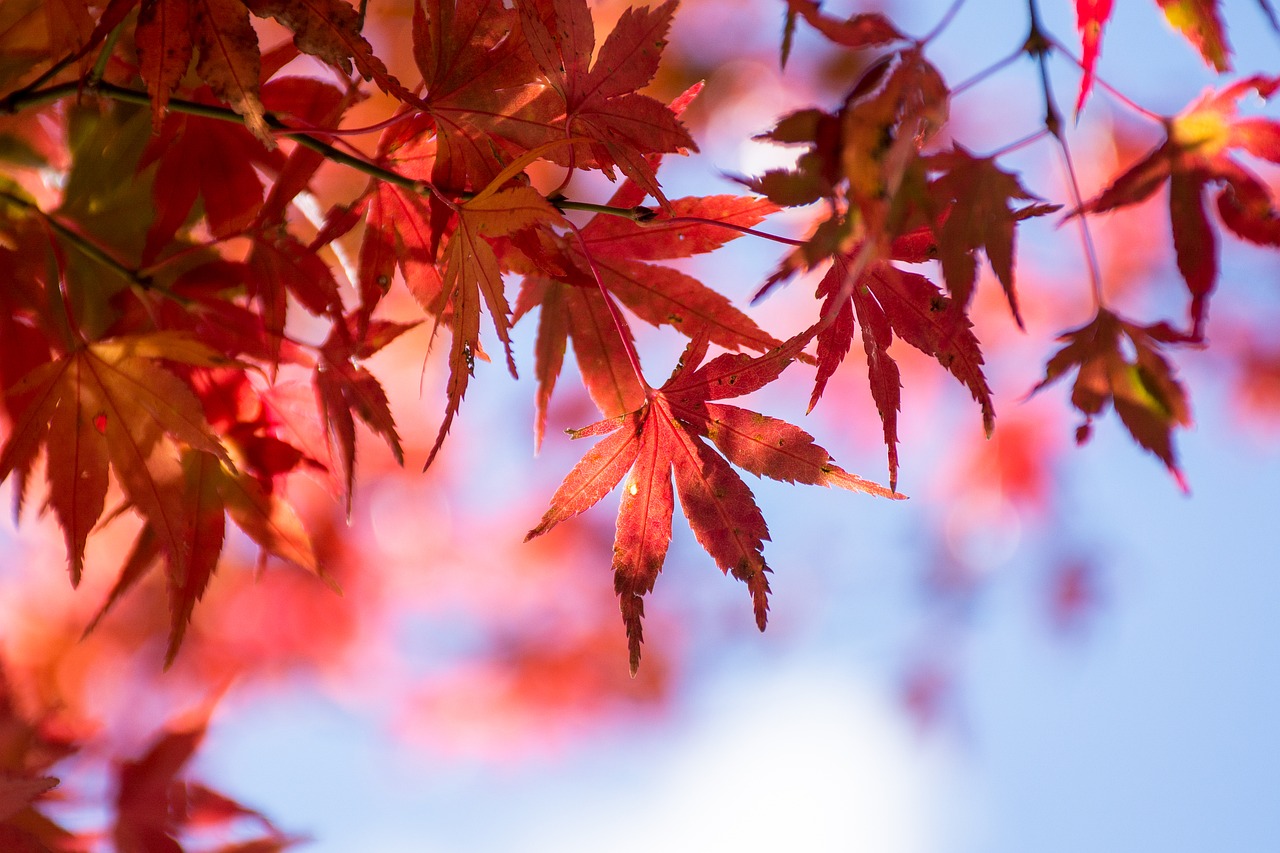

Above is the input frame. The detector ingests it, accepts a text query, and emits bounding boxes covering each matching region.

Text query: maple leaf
[1156,0,1231,71]
[191,0,275,145]
[515,192,782,447]
[1075,0,1114,115]
[113,711,295,852]
[424,186,563,468]
[839,49,948,230]
[88,446,324,663]
[574,195,784,349]
[528,333,899,674]
[256,76,351,227]
[1075,76,1280,335]
[748,49,950,295]
[926,145,1057,324]
[242,0,413,102]
[514,0,697,204]
[509,79,770,447]
[809,241,995,491]
[781,0,904,61]
[136,0,194,129]
[133,0,412,139]
[245,229,342,367]
[515,275,648,450]
[140,105,285,264]
[413,0,544,195]
[315,318,411,514]
[1032,310,1192,489]
[0,332,232,586]
[357,136,439,323]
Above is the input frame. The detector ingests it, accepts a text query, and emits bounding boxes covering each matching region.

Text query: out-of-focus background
[3,0,1280,850]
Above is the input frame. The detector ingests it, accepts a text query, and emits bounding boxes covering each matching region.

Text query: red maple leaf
[413,0,544,197]
[1075,75,1280,336]
[780,0,904,67]
[809,234,995,492]
[139,97,285,263]
[114,711,296,851]
[515,191,782,447]
[527,333,900,674]
[926,145,1057,324]
[1075,0,1115,114]
[424,187,565,468]
[315,316,413,514]
[513,0,697,204]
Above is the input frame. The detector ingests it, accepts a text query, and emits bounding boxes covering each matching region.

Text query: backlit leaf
[529,334,898,673]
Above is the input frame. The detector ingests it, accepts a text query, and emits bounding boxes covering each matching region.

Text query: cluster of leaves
[2,0,1280,690]
[0,665,296,852]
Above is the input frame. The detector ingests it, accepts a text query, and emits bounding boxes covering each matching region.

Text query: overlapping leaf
[809,241,994,491]
[926,145,1057,324]
[750,49,950,295]
[131,0,412,140]
[0,333,232,586]
[413,0,546,196]
[1075,76,1280,335]
[114,714,296,851]
[244,0,412,100]
[528,333,899,674]
[89,446,324,663]
[514,0,697,203]
[140,105,285,263]
[515,191,781,447]
[356,124,441,322]
[424,187,563,468]
[315,318,412,514]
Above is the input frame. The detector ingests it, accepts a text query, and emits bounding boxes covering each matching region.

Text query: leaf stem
[550,198,656,220]
[88,20,124,88]
[985,128,1050,159]
[2,49,82,106]
[657,215,808,247]
[3,82,803,262]
[1043,35,1165,123]
[920,0,968,45]
[1055,137,1106,309]
[951,46,1024,98]
[1024,0,1105,308]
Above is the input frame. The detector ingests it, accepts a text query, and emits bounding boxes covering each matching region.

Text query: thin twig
[921,0,969,44]
[1026,0,1104,308]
